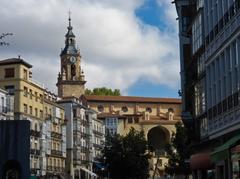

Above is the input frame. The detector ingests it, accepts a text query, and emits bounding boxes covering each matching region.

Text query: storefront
[231,145,240,179]
[211,134,240,179]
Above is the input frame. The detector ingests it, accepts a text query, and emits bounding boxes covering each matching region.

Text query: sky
[0,0,180,98]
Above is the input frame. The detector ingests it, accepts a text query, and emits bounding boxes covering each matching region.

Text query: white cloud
[0,0,180,95]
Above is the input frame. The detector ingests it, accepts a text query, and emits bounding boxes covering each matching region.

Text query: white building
[88,109,105,163]
[0,88,14,120]
[57,97,98,179]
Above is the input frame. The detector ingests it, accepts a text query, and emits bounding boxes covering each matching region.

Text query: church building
[57,16,182,178]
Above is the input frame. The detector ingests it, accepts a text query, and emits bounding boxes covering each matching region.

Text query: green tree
[102,128,149,179]
[165,122,192,176]
[85,87,121,96]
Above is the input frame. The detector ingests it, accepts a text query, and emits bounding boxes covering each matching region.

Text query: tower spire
[68,10,71,27]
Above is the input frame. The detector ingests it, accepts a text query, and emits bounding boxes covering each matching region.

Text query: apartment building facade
[0,58,66,178]
[57,97,99,179]
[175,0,240,178]
[89,110,105,164]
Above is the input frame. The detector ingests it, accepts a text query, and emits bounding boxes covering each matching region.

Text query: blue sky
[0,0,180,98]
[130,0,180,98]
[136,0,166,29]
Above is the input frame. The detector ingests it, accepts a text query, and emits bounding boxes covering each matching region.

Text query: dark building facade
[0,120,30,179]
[175,0,240,178]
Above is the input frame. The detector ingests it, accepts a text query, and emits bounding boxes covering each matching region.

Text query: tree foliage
[85,87,121,96]
[165,122,192,175]
[0,33,13,46]
[102,128,149,179]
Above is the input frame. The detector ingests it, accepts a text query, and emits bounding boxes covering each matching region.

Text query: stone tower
[57,16,86,98]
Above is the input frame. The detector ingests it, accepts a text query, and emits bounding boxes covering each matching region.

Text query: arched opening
[147,126,170,156]
[74,169,80,179]
[2,160,21,179]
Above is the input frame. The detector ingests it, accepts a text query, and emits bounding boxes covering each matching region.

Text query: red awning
[190,152,214,170]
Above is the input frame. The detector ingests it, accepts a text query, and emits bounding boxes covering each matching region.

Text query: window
[134,117,139,123]
[127,117,133,123]
[122,106,128,112]
[5,68,14,78]
[29,106,33,115]
[35,108,38,117]
[5,85,15,95]
[182,16,190,32]
[39,94,43,103]
[23,69,28,80]
[40,110,43,118]
[146,107,152,113]
[35,123,38,131]
[97,105,104,112]
[192,13,203,54]
[29,89,33,99]
[73,109,76,117]
[35,92,38,102]
[23,86,28,97]
[24,104,28,113]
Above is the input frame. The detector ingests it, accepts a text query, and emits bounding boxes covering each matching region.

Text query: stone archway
[147,126,170,156]
[2,160,21,179]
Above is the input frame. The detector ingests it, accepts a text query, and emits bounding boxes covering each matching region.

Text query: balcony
[0,106,13,113]
[51,150,63,157]
[81,119,89,126]
[30,129,41,138]
[80,131,90,138]
[47,166,65,173]
[47,166,53,171]
[51,131,62,139]
[30,149,40,156]
[93,129,104,136]
[93,143,104,149]
[81,146,89,153]
[30,168,39,175]
[93,143,104,150]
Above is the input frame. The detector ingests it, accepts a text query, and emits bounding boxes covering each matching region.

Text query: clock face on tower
[70,56,76,64]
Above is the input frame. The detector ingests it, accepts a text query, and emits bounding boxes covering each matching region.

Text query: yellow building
[0,58,66,178]
[82,95,182,177]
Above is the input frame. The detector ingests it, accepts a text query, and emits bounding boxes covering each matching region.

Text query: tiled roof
[0,58,32,68]
[83,95,181,104]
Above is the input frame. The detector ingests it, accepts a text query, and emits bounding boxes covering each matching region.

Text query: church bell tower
[57,15,86,98]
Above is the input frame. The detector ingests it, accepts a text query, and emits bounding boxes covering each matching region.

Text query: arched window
[35,123,38,131]
[97,105,104,112]
[146,107,152,113]
[168,108,174,113]
[122,106,128,112]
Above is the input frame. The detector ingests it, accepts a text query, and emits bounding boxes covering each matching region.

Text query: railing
[30,168,39,175]
[51,131,62,139]
[51,150,63,156]
[93,129,104,136]
[0,106,13,113]
[93,143,104,149]
[30,149,40,155]
[80,131,91,138]
[47,166,64,172]
[30,129,41,137]
[81,146,89,152]
[81,119,89,126]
